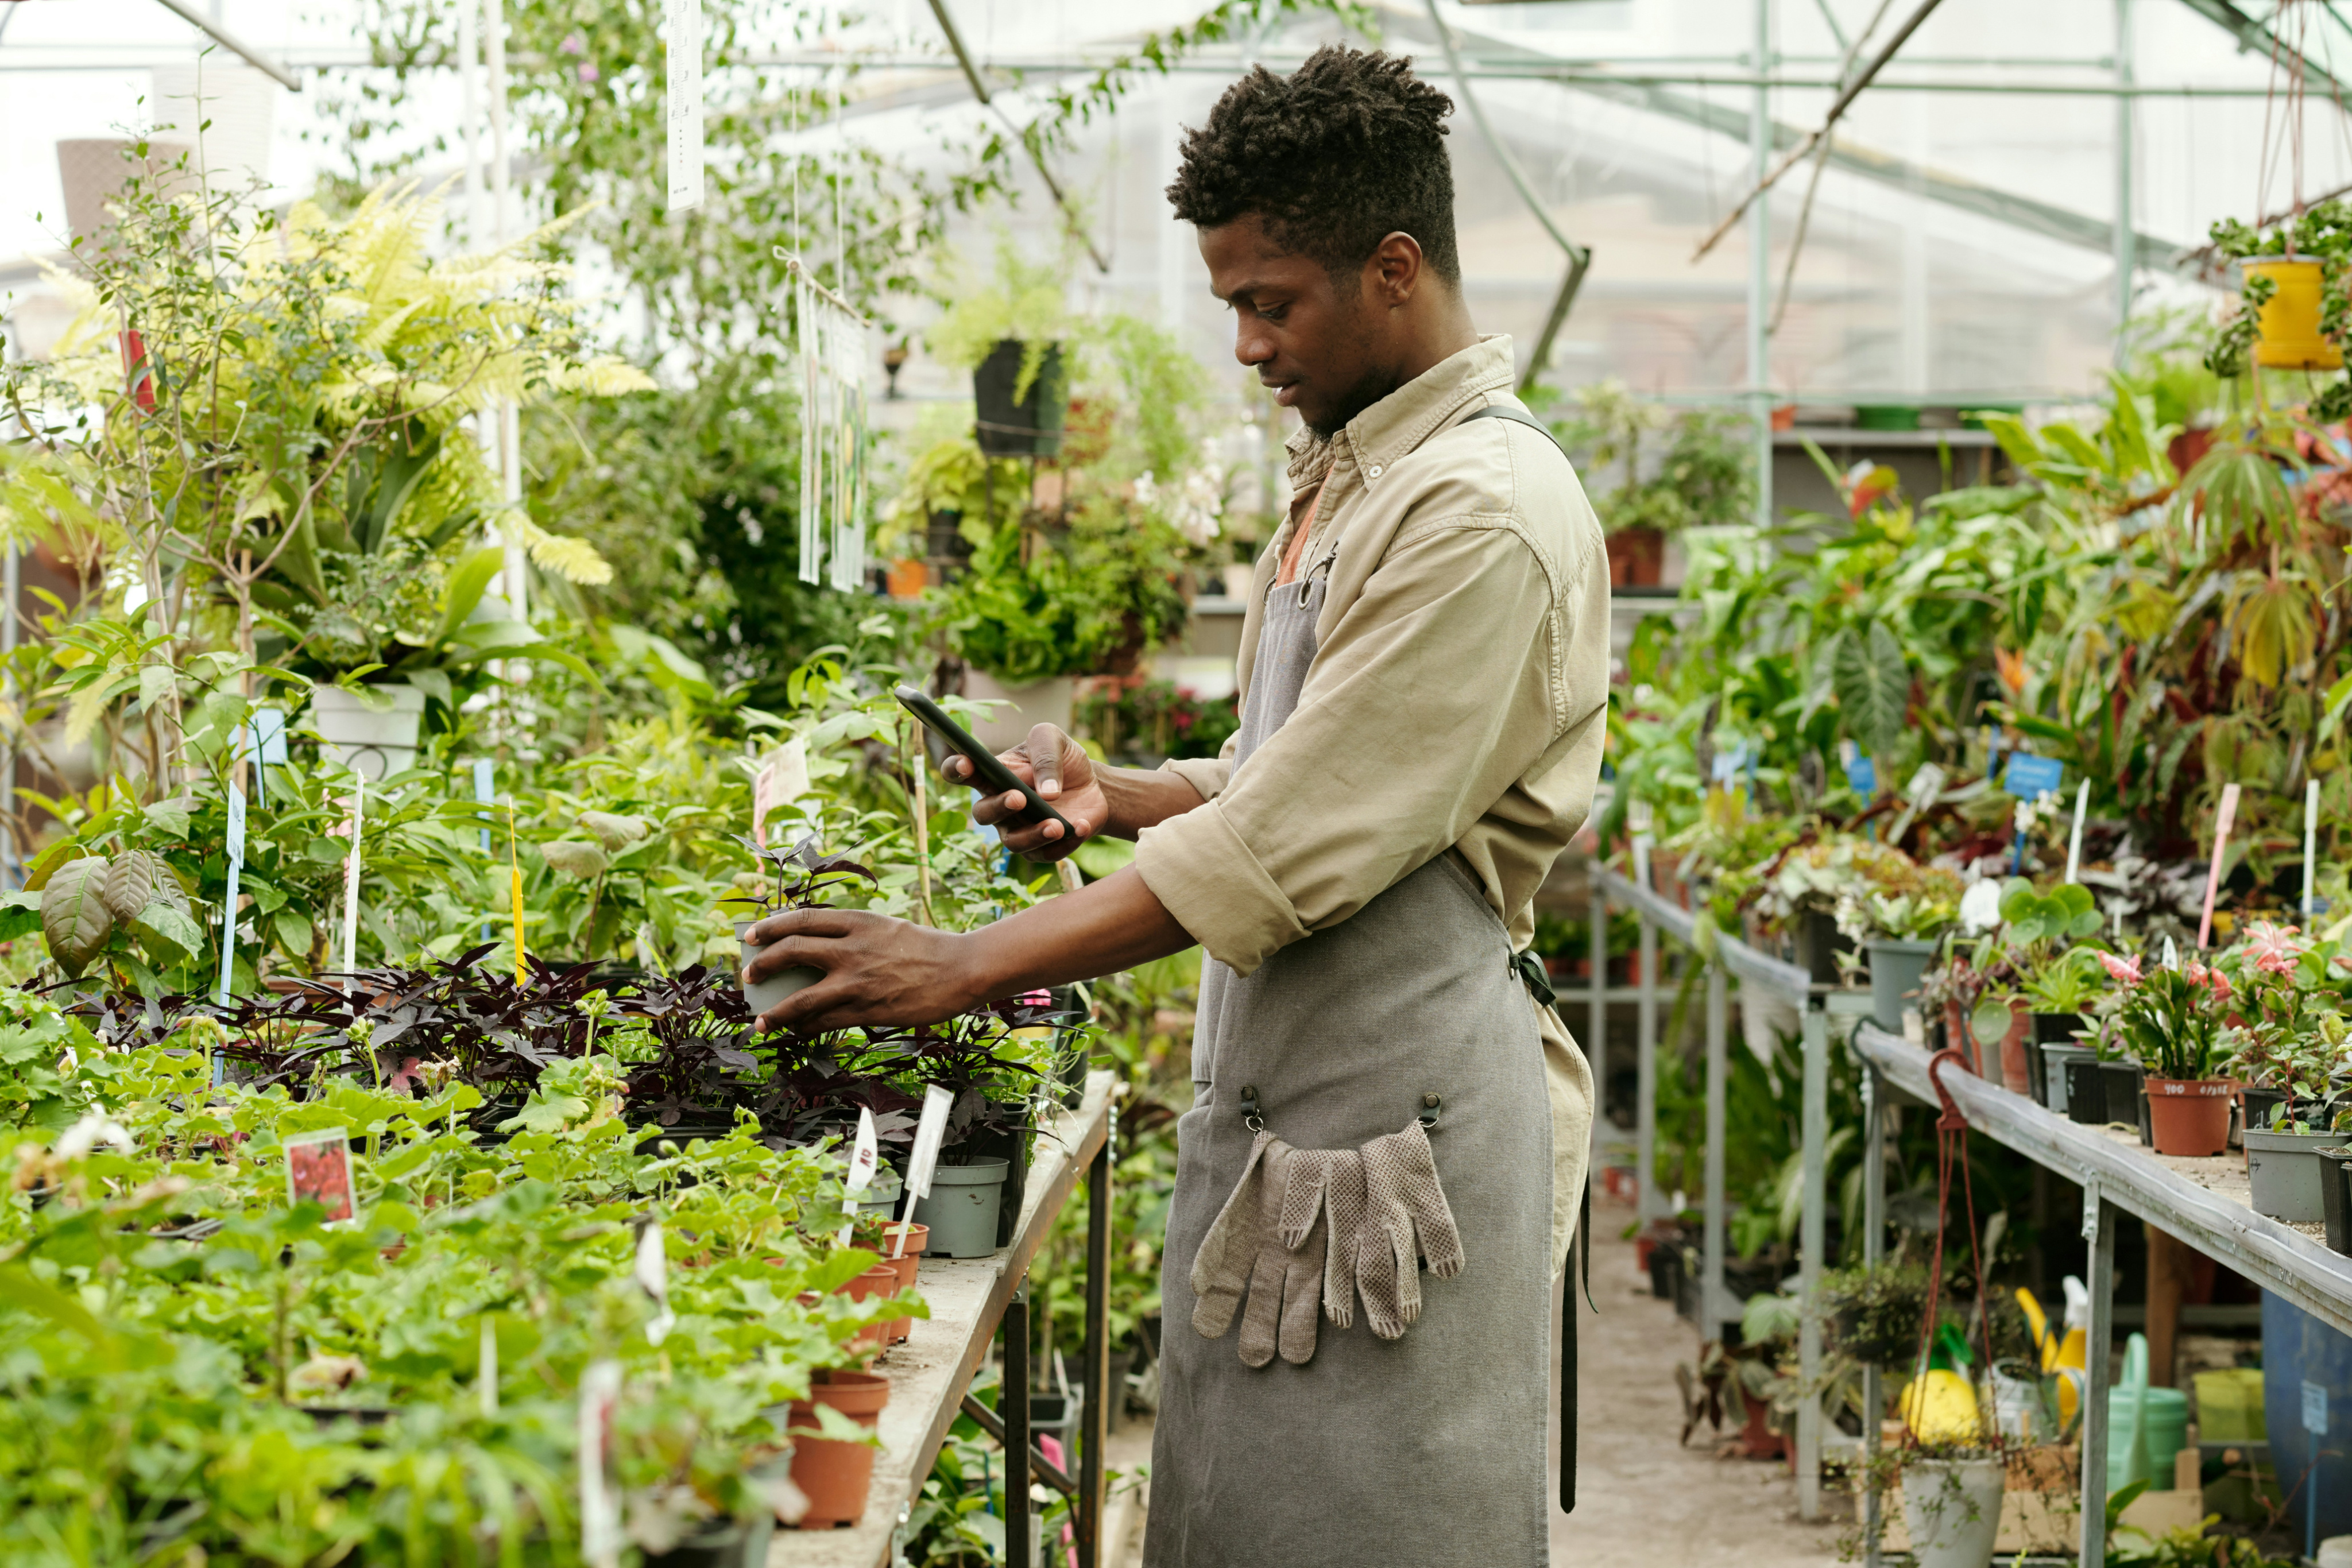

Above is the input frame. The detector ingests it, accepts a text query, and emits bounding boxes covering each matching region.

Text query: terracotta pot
[1944,1000,1979,1077]
[879,1223,927,1344]
[785,1369,891,1529]
[1605,526,1666,588]
[1996,1002,2033,1097]
[1737,1390,1788,1461]
[840,1262,902,1353]
[884,556,929,599]
[2145,1077,2235,1157]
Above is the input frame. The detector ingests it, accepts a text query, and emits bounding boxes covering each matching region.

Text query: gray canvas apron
[1143,545,1553,1568]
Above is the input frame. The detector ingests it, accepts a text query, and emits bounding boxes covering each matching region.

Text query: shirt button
[1367,463,1383,478]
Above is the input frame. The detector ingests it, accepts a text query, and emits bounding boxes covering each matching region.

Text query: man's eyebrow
[1217,279,1283,307]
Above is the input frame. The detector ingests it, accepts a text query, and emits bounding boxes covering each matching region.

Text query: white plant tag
[578,1360,624,1568]
[339,775,364,979]
[478,1316,499,1418]
[663,0,704,211]
[837,1106,879,1245]
[635,1219,675,1346]
[904,1084,957,1202]
[215,784,246,1006]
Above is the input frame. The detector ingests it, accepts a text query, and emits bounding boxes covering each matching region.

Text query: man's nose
[1233,322,1275,367]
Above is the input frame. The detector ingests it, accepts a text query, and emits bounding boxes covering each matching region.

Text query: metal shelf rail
[1588,865,1859,1521]
[1847,1025,2352,1566]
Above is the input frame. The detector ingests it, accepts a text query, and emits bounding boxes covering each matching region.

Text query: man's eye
[1260,306,1287,323]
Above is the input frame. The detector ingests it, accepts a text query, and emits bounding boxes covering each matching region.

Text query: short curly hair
[1166,47,1460,287]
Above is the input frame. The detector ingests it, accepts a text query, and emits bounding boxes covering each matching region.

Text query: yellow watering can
[2017,1280,2090,1427]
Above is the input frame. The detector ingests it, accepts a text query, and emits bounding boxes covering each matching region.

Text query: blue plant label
[2003,752,2063,799]
[2304,1378,2328,1435]
[216,785,247,1009]
[253,707,288,764]
[1847,756,1877,796]
[1711,742,1750,784]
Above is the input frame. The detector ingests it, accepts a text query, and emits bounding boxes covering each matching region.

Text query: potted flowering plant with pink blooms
[2102,954,2238,1156]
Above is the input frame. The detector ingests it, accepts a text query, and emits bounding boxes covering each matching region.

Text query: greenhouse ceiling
[0,0,2339,404]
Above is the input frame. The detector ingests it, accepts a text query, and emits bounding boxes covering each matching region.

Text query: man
[746,45,1608,1565]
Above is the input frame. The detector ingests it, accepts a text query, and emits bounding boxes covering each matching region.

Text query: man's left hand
[742,908,979,1032]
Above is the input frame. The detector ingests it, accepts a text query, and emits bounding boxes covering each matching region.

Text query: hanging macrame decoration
[787,258,870,592]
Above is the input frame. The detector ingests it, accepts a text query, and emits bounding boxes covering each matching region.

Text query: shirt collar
[1285,335,1517,489]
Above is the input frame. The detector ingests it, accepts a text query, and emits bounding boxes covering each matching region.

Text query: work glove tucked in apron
[1190,1121,1463,1365]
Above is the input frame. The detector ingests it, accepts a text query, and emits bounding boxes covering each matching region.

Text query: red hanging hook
[1925,1045,1972,1132]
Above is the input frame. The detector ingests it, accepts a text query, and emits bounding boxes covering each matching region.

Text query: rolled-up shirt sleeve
[1134,519,1564,975]
[1158,752,1233,803]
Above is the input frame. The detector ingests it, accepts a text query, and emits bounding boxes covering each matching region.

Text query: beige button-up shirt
[1132,334,1611,1267]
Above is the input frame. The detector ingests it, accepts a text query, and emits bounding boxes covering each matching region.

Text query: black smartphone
[892,685,1078,840]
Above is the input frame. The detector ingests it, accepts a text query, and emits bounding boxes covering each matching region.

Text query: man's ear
[1368,232,1425,307]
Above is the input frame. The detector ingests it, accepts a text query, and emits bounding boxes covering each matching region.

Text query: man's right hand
[945,723,1107,861]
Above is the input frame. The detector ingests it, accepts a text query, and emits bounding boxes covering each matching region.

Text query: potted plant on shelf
[2102,955,2236,1157]
[1961,880,2103,1101]
[2020,947,2107,1116]
[2219,921,2351,1220]
[1839,857,1963,1033]
[1549,380,1753,589]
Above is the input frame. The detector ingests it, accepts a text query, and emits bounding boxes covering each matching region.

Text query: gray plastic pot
[856,1168,904,1220]
[734,919,821,1019]
[912,1157,1012,1258]
[1865,938,1939,1033]
[2245,1125,2347,1224]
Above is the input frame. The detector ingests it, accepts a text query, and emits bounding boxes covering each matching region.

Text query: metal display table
[1588,865,1863,1522]
[773,1071,1117,1568]
[1848,1025,2352,1566]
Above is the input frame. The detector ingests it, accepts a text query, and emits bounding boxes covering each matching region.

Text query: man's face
[1198,214,1393,437]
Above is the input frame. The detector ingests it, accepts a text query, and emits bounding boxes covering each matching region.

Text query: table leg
[1703,963,1730,1328]
[1637,914,1659,1221]
[1796,1002,1828,1521]
[1077,1132,1113,1566]
[1862,1065,1885,1568]
[1005,1288,1032,1568]
[1589,885,1607,1117]
[2079,1183,2116,1568]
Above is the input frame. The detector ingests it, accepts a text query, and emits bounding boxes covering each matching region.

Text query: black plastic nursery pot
[1793,909,1851,987]
[2028,1015,2083,1109]
[2320,1147,2352,1256]
[2242,1087,2287,1133]
[2065,1059,2107,1126]
[972,338,1067,458]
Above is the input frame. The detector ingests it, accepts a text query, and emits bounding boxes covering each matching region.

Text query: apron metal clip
[1239,1085,1264,1132]
[1418,1093,1441,1129]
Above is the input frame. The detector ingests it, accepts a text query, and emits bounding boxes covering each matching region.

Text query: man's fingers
[1026,723,1064,799]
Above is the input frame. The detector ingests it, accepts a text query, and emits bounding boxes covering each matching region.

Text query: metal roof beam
[1386,5,2191,277]
[2173,0,2352,98]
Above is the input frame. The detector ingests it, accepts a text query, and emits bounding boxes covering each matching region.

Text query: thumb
[1027,723,1065,798]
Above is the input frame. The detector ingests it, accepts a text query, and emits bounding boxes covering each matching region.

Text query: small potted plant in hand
[726,835,878,1021]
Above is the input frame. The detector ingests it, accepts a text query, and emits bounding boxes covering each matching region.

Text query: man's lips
[1262,378,1302,408]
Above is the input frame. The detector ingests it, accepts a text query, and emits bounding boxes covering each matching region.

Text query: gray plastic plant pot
[2043,1044,2097,1118]
[2244,1125,2347,1224]
[1865,938,1939,1033]
[912,1157,1012,1258]
[734,920,821,1019]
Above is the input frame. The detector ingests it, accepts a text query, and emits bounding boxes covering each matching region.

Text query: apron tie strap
[1512,948,1557,1007]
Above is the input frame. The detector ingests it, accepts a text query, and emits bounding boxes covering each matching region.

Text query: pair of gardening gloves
[1190,1121,1464,1367]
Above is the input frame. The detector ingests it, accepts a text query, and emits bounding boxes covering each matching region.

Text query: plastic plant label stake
[473,761,496,941]
[2064,778,2090,885]
[2305,779,2320,919]
[578,1361,624,1568]
[753,738,810,847]
[215,784,245,1008]
[339,775,364,980]
[903,1084,957,1213]
[663,0,703,211]
[284,1128,355,1224]
[2196,783,2241,950]
[507,796,525,984]
[838,1106,879,1247]
[1885,762,1946,846]
[478,1317,498,1418]
[2002,752,2064,799]
[635,1218,675,1346]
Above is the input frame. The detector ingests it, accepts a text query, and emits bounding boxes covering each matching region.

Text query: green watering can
[2107,1333,2191,1495]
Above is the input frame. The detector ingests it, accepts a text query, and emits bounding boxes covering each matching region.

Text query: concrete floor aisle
[1548,1190,1847,1566]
